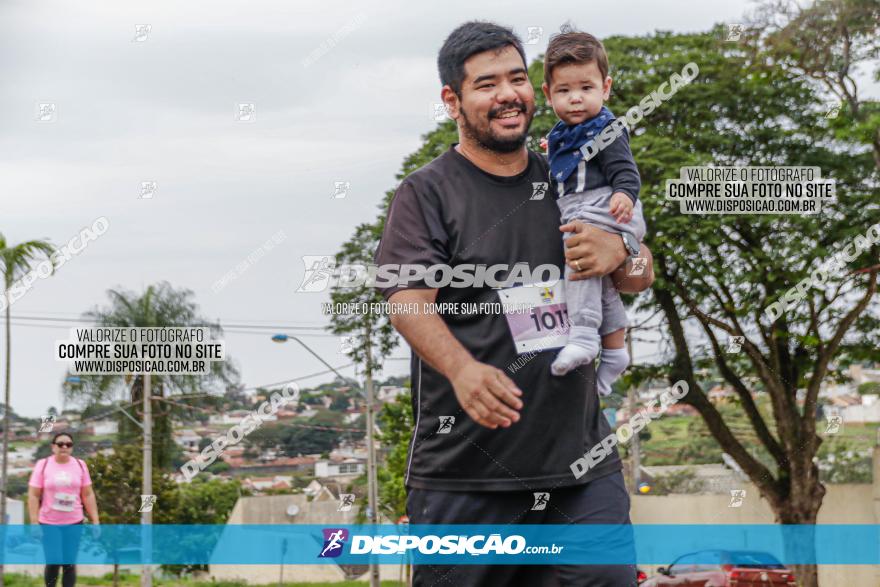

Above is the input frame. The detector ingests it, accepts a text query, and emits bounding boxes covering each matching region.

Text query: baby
[541,29,647,395]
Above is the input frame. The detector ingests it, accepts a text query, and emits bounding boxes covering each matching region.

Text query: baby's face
[543,60,611,126]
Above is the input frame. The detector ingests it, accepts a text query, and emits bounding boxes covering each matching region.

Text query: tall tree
[605,26,878,587]
[0,233,55,586]
[753,0,880,169]
[64,281,238,469]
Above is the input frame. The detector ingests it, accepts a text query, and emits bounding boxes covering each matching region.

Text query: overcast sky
[0,0,791,417]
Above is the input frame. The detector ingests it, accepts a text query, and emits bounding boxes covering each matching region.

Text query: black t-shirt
[374,143,622,492]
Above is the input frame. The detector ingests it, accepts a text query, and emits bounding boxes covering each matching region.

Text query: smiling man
[373,21,653,587]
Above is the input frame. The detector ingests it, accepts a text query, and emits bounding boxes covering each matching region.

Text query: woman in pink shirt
[28,432,100,587]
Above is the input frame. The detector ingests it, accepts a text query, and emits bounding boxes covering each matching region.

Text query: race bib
[51,492,76,512]
[497,281,570,354]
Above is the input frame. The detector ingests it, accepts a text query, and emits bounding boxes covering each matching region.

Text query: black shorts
[406,470,637,587]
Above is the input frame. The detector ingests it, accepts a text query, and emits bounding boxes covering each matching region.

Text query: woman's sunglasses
[54,442,73,448]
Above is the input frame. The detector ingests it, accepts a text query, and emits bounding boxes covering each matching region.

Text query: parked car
[637,567,648,583]
[641,549,797,586]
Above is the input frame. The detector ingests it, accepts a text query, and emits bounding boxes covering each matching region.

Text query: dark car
[641,549,797,586]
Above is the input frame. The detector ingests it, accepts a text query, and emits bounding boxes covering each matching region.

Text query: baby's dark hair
[544,24,609,88]
[52,432,74,444]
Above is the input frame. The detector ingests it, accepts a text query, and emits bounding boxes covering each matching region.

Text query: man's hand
[609,192,634,223]
[449,360,523,429]
[560,221,628,280]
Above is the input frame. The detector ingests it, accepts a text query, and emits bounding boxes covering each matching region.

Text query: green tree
[0,233,55,585]
[376,394,413,523]
[755,0,880,170]
[88,445,180,586]
[63,282,239,470]
[612,26,878,587]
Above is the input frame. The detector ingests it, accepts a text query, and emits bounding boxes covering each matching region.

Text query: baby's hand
[609,192,633,223]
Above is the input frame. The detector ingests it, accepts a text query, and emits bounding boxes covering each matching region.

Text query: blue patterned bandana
[547,106,615,184]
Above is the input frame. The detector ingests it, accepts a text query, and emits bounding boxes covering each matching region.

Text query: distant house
[208,410,255,426]
[314,458,365,479]
[377,386,407,402]
[174,429,202,451]
[85,420,118,436]
[243,476,292,492]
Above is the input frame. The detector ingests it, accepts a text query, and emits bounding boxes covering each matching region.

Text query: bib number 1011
[529,307,569,332]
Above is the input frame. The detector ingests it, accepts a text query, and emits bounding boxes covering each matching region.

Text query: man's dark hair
[544,26,609,88]
[438,21,527,97]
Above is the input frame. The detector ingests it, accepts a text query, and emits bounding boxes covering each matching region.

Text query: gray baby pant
[557,185,647,341]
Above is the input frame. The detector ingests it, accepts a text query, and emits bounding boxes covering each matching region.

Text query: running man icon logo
[297,256,336,292]
[531,182,548,200]
[332,181,351,199]
[133,24,152,42]
[36,103,57,122]
[726,336,744,354]
[825,409,842,434]
[139,495,157,513]
[525,27,543,45]
[431,103,451,122]
[236,103,256,123]
[139,181,158,199]
[338,494,355,512]
[726,23,743,41]
[532,492,549,511]
[627,256,647,277]
[39,415,56,433]
[318,528,349,558]
[728,489,746,508]
[437,416,455,434]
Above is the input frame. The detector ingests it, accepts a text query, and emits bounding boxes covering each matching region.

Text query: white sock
[551,336,600,377]
[596,347,630,396]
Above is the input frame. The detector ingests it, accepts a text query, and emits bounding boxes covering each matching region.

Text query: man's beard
[459,102,534,154]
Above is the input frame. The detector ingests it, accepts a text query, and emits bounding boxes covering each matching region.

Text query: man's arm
[387,289,522,429]
[560,220,654,293]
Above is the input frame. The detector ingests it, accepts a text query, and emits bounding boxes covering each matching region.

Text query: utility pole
[141,373,152,587]
[364,321,380,587]
[626,328,641,493]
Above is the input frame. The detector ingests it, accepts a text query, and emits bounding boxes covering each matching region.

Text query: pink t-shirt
[28,456,92,525]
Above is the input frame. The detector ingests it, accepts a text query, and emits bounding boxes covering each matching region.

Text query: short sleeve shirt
[29,456,92,524]
[374,144,622,491]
